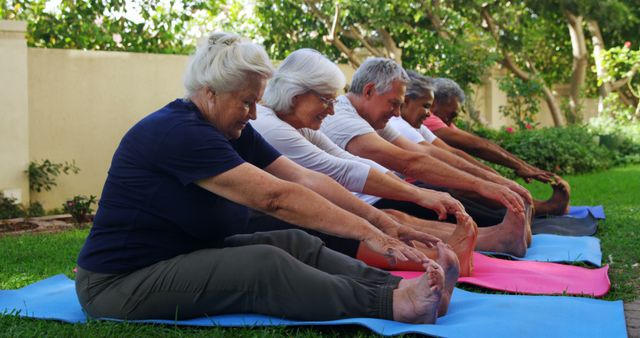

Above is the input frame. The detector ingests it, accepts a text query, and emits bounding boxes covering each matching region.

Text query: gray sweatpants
[76,229,402,321]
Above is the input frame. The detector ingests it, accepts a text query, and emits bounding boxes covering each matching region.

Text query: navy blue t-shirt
[77,99,281,274]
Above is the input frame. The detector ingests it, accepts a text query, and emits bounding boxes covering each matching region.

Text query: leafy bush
[588,115,640,166]
[498,76,542,130]
[0,194,24,220]
[0,195,45,220]
[25,201,45,217]
[62,195,97,226]
[26,159,80,193]
[473,125,613,177]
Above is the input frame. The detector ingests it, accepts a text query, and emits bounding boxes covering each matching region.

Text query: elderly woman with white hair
[74,32,449,324]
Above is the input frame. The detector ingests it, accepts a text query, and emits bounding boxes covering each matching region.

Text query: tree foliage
[2,0,638,125]
[255,0,497,92]
[0,0,227,54]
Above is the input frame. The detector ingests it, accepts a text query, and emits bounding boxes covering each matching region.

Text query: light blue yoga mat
[0,274,627,338]
[568,205,606,219]
[481,234,602,266]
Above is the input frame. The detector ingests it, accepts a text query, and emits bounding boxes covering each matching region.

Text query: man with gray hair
[321,57,531,256]
[425,78,570,215]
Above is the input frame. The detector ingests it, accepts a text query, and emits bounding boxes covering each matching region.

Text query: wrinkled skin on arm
[196,159,430,265]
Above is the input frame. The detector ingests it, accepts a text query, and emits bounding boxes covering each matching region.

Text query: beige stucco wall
[28,48,189,209]
[0,21,30,205]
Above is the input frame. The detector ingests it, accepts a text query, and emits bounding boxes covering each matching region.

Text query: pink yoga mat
[392,252,610,297]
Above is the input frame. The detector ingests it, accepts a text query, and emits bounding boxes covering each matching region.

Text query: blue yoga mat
[0,275,627,338]
[481,234,602,266]
[568,205,606,219]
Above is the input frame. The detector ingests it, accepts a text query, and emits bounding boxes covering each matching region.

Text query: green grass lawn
[1,165,639,336]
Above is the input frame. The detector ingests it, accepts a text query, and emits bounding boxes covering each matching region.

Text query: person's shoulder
[423,114,448,131]
[331,95,366,123]
[136,99,203,129]
[253,105,279,128]
[253,104,298,136]
[334,95,356,114]
[388,116,410,129]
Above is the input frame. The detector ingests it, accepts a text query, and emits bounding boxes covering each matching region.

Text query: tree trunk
[564,11,588,123]
[586,20,610,116]
[481,7,564,126]
[540,86,564,126]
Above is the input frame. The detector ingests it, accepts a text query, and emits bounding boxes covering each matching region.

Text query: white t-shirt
[388,116,437,144]
[252,105,385,204]
[320,95,402,150]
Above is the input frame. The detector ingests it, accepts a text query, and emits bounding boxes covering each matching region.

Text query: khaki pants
[76,229,401,321]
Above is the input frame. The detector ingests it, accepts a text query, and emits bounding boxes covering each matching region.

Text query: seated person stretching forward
[75,32,448,325]
[320,57,531,254]
[251,49,476,281]
[424,77,570,216]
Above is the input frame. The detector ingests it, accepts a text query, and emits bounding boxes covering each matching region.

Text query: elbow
[397,153,426,178]
[260,183,296,214]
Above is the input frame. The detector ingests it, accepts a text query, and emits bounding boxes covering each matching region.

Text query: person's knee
[239,244,300,277]
[225,229,323,248]
[281,228,323,245]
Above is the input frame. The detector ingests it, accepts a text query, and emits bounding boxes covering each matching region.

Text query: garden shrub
[0,195,46,220]
[25,201,45,217]
[0,194,45,219]
[472,125,613,177]
[26,159,80,193]
[63,195,97,226]
[588,115,640,166]
[0,194,24,220]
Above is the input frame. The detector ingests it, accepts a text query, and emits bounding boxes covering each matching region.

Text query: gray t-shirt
[321,95,402,150]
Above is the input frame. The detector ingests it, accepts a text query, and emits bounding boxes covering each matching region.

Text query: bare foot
[433,242,458,316]
[477,209,527,257]
[446,212,477,277]
[534,177,571,216]
[393,261,444,324]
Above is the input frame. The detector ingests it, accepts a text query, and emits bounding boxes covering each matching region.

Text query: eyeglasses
[313,92,337,109]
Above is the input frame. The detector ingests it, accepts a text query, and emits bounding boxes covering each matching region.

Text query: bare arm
[362,167,466,219]
[264,156,441,248]
[346,132,525,213]
[395,135,505,184]
[433,127,554,183]
[418,137,532,204]
[196,160,428,262]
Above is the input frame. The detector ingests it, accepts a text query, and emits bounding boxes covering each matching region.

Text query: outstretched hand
[362,229,430,266]
[415,189,467,220]
[479,182,525,214]
[504,179,533,205]
[393,223,443,249]
[516,165,555,183]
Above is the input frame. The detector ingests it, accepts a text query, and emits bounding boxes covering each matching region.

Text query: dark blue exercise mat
[0,275,627,338]
[568,205,605,219]
[480,234,602,266]
[532,214,599,236]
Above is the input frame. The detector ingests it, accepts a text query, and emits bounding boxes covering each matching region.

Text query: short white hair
[262,49,346,114]
[349,57,409,96]
[183,32,274,97]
